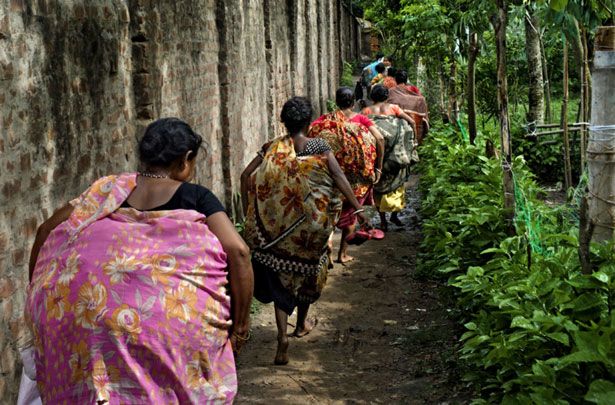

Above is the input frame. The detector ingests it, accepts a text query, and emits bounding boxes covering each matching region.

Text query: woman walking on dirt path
[241,97,371,365]
[25,118,253,404]
[362,85,418,231]
[309,87,385,264]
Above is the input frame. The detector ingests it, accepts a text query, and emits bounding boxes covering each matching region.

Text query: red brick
[12,248,25,265]
[0,278,14,299]
[9,0,24,12]
[19,153,30,171]
[2,180,20,199]
[23,217,38,238]
[77,155,90,172]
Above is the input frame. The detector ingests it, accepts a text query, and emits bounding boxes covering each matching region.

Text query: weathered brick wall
[0,0,360,401]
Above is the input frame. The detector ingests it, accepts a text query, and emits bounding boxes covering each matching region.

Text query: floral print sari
[26,173,236,404]
[308,110,376,199]
[243,136,342,313]
[244,136,342,274]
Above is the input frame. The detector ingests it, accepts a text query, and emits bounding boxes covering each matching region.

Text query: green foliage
[417,124,506,277]
[510,96,584,185]
[340,61,355,88]
[419,124,615,403]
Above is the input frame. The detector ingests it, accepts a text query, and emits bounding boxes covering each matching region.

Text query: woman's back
[27,175,236,404]
[362,102,401,117]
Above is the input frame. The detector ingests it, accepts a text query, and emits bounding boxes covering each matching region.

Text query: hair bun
[138,118,203,168]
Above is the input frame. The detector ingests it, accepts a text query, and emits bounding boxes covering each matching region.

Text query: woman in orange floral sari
[309,87,385,263]
[241,97,370,365]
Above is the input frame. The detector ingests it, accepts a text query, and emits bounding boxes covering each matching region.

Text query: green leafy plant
[418,124,615,403]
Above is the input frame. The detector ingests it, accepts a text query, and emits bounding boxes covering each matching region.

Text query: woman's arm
[368,125,385,184]
[206,212,254,353]
[325,152,370,226]
[29,203,74,281]
[398,110,418,135]
[240,155,263,215]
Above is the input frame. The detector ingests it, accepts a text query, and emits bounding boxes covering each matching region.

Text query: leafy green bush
[417,125,507,277]
[418,124,615,403]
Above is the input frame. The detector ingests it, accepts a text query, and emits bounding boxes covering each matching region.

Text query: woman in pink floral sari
[25,118,253,404]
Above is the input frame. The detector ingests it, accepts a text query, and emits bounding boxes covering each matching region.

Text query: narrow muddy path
[235,177,469,404]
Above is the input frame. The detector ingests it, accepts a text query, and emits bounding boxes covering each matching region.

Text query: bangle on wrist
[233,331,251,341]
[352,208,365,215]
[375,168,382,173]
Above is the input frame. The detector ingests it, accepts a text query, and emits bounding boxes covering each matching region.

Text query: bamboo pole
[562,37,573,191]
[493,0,515,232]
[536,122,589,128]
[580,25,590,169]
[531,127,585,136]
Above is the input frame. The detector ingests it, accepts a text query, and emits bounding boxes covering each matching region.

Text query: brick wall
[0,0,360,401]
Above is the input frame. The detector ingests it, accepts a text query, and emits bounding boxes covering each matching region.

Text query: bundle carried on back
[367,115,418,195]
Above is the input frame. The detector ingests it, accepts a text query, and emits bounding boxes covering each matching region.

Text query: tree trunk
[539,31,552,123]
[587,26,615,242]
[467,32,479,143]
[447,52,458,122]
[524,5,544,125]
[493,0,515,232]
[416,56,427,93]
[580,24,591,168]
[561,37,573,191]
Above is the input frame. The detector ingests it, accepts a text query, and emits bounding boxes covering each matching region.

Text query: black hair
[375,52,384,59]
[280,96,313,134]
[335,87,355,109]
[139,118,203,168]
[386,55,394,63]
[370,85,389,103]
[375,63,386,74]
[395,70,408,84]
[387,67,397,77]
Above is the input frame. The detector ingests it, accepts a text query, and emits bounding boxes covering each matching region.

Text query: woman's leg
[327,232,334,269]
[274,304,289,365]
[337,225,354,263]
[292,303,317,337]
[379,211,388,231]
[390,211,403,226]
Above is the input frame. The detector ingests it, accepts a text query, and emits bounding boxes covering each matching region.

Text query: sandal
[345,226,385,245]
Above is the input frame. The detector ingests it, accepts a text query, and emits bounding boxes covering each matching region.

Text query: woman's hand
[29,203,74,281]
[357,211,372,229]
[374,168,382,184]
[230,328,250,354]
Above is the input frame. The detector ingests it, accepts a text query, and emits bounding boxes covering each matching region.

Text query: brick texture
[0,0,361,401]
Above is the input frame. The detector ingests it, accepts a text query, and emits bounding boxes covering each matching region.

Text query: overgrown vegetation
[418,125,615,403]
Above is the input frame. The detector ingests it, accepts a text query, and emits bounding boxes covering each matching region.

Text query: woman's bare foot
[292,318,318,338]
[336,254,354,264]
[274,337,289,365]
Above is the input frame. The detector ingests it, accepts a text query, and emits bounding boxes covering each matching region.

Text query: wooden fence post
[587,26,615,242]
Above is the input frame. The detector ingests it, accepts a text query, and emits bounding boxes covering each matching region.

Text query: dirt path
[235,177,469,404]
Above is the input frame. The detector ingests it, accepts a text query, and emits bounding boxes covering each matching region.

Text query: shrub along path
[235,176,470,403]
